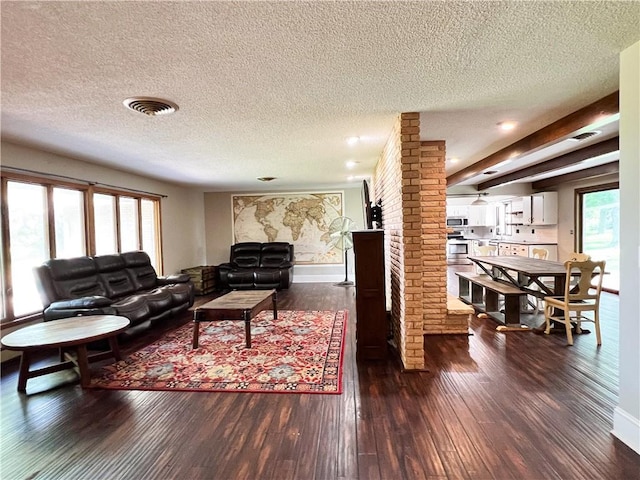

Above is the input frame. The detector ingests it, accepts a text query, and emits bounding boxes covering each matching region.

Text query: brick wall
[372,113,461,371]
[420,141,451,334]
[373,115,405,364]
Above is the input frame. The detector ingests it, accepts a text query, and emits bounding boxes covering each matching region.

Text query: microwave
[446,217,468,227]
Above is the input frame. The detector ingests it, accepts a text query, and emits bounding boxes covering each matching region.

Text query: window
[119,196,139,252]
[7,182,49,316]
[0,173,162,323]
[93,193,117,255]
[54,187,86,258]
[576,184,619,292]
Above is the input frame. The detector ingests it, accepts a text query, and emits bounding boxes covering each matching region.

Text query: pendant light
[471,194,488,206]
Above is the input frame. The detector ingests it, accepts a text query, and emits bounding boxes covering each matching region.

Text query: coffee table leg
[108,336,122,361]
[243,310,252,348]
[17,350,31,393]
[272,291,278,319]
[192,310,201,349]
[76,345,91,388]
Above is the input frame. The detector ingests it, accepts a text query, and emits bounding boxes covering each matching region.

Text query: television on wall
[362,179,382,229]
[362,179,374,229]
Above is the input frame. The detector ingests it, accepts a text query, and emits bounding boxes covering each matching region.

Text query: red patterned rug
[89,310,346,394]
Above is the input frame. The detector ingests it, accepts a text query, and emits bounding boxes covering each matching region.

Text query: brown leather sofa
[33,251,194,337]
[218,242,294,290]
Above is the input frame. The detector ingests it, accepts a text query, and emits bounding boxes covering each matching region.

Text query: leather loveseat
[33,251,195,337]
[218,242,294,290]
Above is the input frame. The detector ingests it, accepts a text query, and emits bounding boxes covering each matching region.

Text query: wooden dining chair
[568,252,591,261]
[543,259,606,346]
[475,245,497,256]
[529,248,550,313]
[473,245,497,273]
[531,248,549,260]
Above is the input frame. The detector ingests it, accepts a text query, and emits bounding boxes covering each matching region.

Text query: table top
[467,255,568,276]
[197,289,276,311]
[1,315,130,350]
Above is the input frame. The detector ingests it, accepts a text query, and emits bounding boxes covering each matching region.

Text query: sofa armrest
[49,296,113,310]
[157,273,191,285]
[44,296,116,321]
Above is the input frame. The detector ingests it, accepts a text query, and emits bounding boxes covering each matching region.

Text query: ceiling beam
[446,91,619,186]
[531,161,619,189]
[477,136,619,190]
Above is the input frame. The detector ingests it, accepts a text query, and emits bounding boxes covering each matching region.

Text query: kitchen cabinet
[522,192,558,225]
[468,204,496,227]
[446,205,469,218]
[497,242,558,261]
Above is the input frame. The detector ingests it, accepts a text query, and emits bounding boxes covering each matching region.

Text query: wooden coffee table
[192,289,277,349]
[1,315,130,393]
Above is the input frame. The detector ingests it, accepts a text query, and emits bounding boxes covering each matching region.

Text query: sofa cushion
[122,251,159,290]
[164,283,192,305]
[45,257,107,299]
[94,254,137,298]
[230,242,262,268]
[142,288,173,314]
[111,294,150,325]
[254,269,281,288]
[227,269,255,289]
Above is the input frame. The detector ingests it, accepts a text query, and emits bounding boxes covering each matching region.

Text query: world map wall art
[231,192,343,265]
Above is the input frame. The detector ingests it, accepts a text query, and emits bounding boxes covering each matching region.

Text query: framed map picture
[231,192,343,265]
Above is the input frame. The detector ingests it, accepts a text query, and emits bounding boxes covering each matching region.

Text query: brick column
[420,141,450,334]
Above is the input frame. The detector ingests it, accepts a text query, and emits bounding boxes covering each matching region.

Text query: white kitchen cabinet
[468,204,496,226]
[522,192,558,225]
[446,205,469,218]
[497,242,558,261]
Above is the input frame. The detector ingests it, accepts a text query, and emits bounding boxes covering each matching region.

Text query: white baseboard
[612,406,640,455]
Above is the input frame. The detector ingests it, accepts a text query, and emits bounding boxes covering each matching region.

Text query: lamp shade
[471,194,488,206]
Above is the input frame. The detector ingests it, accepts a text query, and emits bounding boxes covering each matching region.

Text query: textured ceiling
[1,1,639,191]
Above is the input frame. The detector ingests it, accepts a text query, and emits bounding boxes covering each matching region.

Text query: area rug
[89,310,346,394]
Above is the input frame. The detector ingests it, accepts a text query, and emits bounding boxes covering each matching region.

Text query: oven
[446,238,471,264]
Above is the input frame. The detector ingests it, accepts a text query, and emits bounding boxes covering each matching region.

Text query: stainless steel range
[446,231,471,264]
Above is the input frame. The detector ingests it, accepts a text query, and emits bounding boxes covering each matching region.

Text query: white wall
[1,142,206,274]
[613,40,640,455]
[203,187,364,282]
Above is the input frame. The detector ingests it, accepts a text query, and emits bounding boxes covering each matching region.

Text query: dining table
[466,255,577,332]
[466,255,570,298]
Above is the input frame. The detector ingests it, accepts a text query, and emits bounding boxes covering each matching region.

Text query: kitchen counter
[488,240,557,245]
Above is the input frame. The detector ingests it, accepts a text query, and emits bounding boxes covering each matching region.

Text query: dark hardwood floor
[1,279,639,479]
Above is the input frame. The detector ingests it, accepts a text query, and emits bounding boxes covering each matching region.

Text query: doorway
[576,183,619,293]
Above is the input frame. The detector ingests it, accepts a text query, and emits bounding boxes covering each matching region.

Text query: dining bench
[456,271,526,325]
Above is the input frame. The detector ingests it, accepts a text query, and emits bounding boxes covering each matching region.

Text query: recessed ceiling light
[257,177,276,182]
[346,160,359,169]
[498,121,517,131]
[447,157,459,164]
[346,136,360,145]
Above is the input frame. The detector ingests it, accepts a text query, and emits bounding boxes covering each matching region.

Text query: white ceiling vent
[123,97,178,116]
[571,131,600,141]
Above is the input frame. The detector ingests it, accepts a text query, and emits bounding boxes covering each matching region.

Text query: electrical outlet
[531,229,535,234]
[516,229,520,234]
[570,229,574,235]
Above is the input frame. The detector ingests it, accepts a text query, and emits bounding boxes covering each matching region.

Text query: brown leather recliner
[217,242,294,290]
